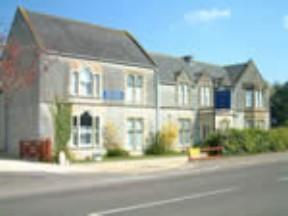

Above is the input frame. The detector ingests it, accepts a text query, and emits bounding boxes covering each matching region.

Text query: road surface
[1,160,288,216]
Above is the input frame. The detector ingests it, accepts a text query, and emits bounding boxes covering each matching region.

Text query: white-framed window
[245,89,253,108]
[179,119,191,147]
[127,118,144,151]
[255,90,264,108]
[70,67,101,98]
[79,68,93,96]
[126,74,143,103]
[177,83,190,105]
[70,72,79,95]
[72,112,100,148]
[200,86,211,107]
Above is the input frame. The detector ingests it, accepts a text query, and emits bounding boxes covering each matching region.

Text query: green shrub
[268,128,288,152]
[145,121,179,155]
[204,128,288,156]
[106,148,129,157]
[145,132,178,155]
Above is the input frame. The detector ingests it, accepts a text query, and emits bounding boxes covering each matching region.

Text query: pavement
[1,152,288,174]
[1,153,288,216]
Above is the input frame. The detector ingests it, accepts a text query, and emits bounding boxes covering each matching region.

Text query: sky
[0,0,287,83]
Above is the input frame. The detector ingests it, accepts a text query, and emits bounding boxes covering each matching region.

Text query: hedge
[203,128,288,155]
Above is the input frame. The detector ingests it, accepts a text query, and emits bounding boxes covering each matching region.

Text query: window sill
[70,95,102,99]
[70,145,101,150]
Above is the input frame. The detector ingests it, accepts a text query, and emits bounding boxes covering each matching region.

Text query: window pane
[200,87,205,106]
[80,112,92,126]
[127,132,134,150]
[126,87,133,102]
[135,76,143,87]
[246,90,253,108]
[135,88,142,103]
[80,126,92,146]
[135,132,143,150]
[127,75,134,87]
[127,120,134,131]
[135,120,143,131]
[80,68,93,96]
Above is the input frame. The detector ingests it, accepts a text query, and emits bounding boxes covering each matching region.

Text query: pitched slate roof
[224,62,249,84]
[150,52,244,86]
[20,8,155,68]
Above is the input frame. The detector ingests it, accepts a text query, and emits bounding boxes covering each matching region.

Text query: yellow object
[189,148,201,158]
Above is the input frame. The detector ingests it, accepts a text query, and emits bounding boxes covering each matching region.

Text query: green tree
[271,82,288,127]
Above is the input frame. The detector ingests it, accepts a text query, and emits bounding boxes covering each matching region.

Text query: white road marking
[88,187,237,216]
[278,177,288,182]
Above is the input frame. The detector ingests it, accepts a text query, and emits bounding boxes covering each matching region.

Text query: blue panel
[215,90,231,109]
[103,90,124,101]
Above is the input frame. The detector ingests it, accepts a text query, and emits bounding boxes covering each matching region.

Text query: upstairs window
[245,89,264,108]
[177,83,190,106]
[80,68,93,96]
[200,86,211,107]
[126,74,143,103]
[245,89,253,108]
[255,90,264,108]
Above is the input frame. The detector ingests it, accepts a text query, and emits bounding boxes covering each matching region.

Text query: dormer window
[177,83,190,105]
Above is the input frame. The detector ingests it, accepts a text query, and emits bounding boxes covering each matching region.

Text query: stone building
[0,8,270,159]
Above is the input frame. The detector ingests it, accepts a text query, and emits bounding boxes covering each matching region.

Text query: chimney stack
[182,55,193,64]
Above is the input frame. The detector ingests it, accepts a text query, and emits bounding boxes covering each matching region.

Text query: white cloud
[184,8,231,25]
[284,15,288,30]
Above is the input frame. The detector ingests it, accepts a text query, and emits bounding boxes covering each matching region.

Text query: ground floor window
[127,118,144,151]
[72,112,100,148]
[179,119,191,147]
